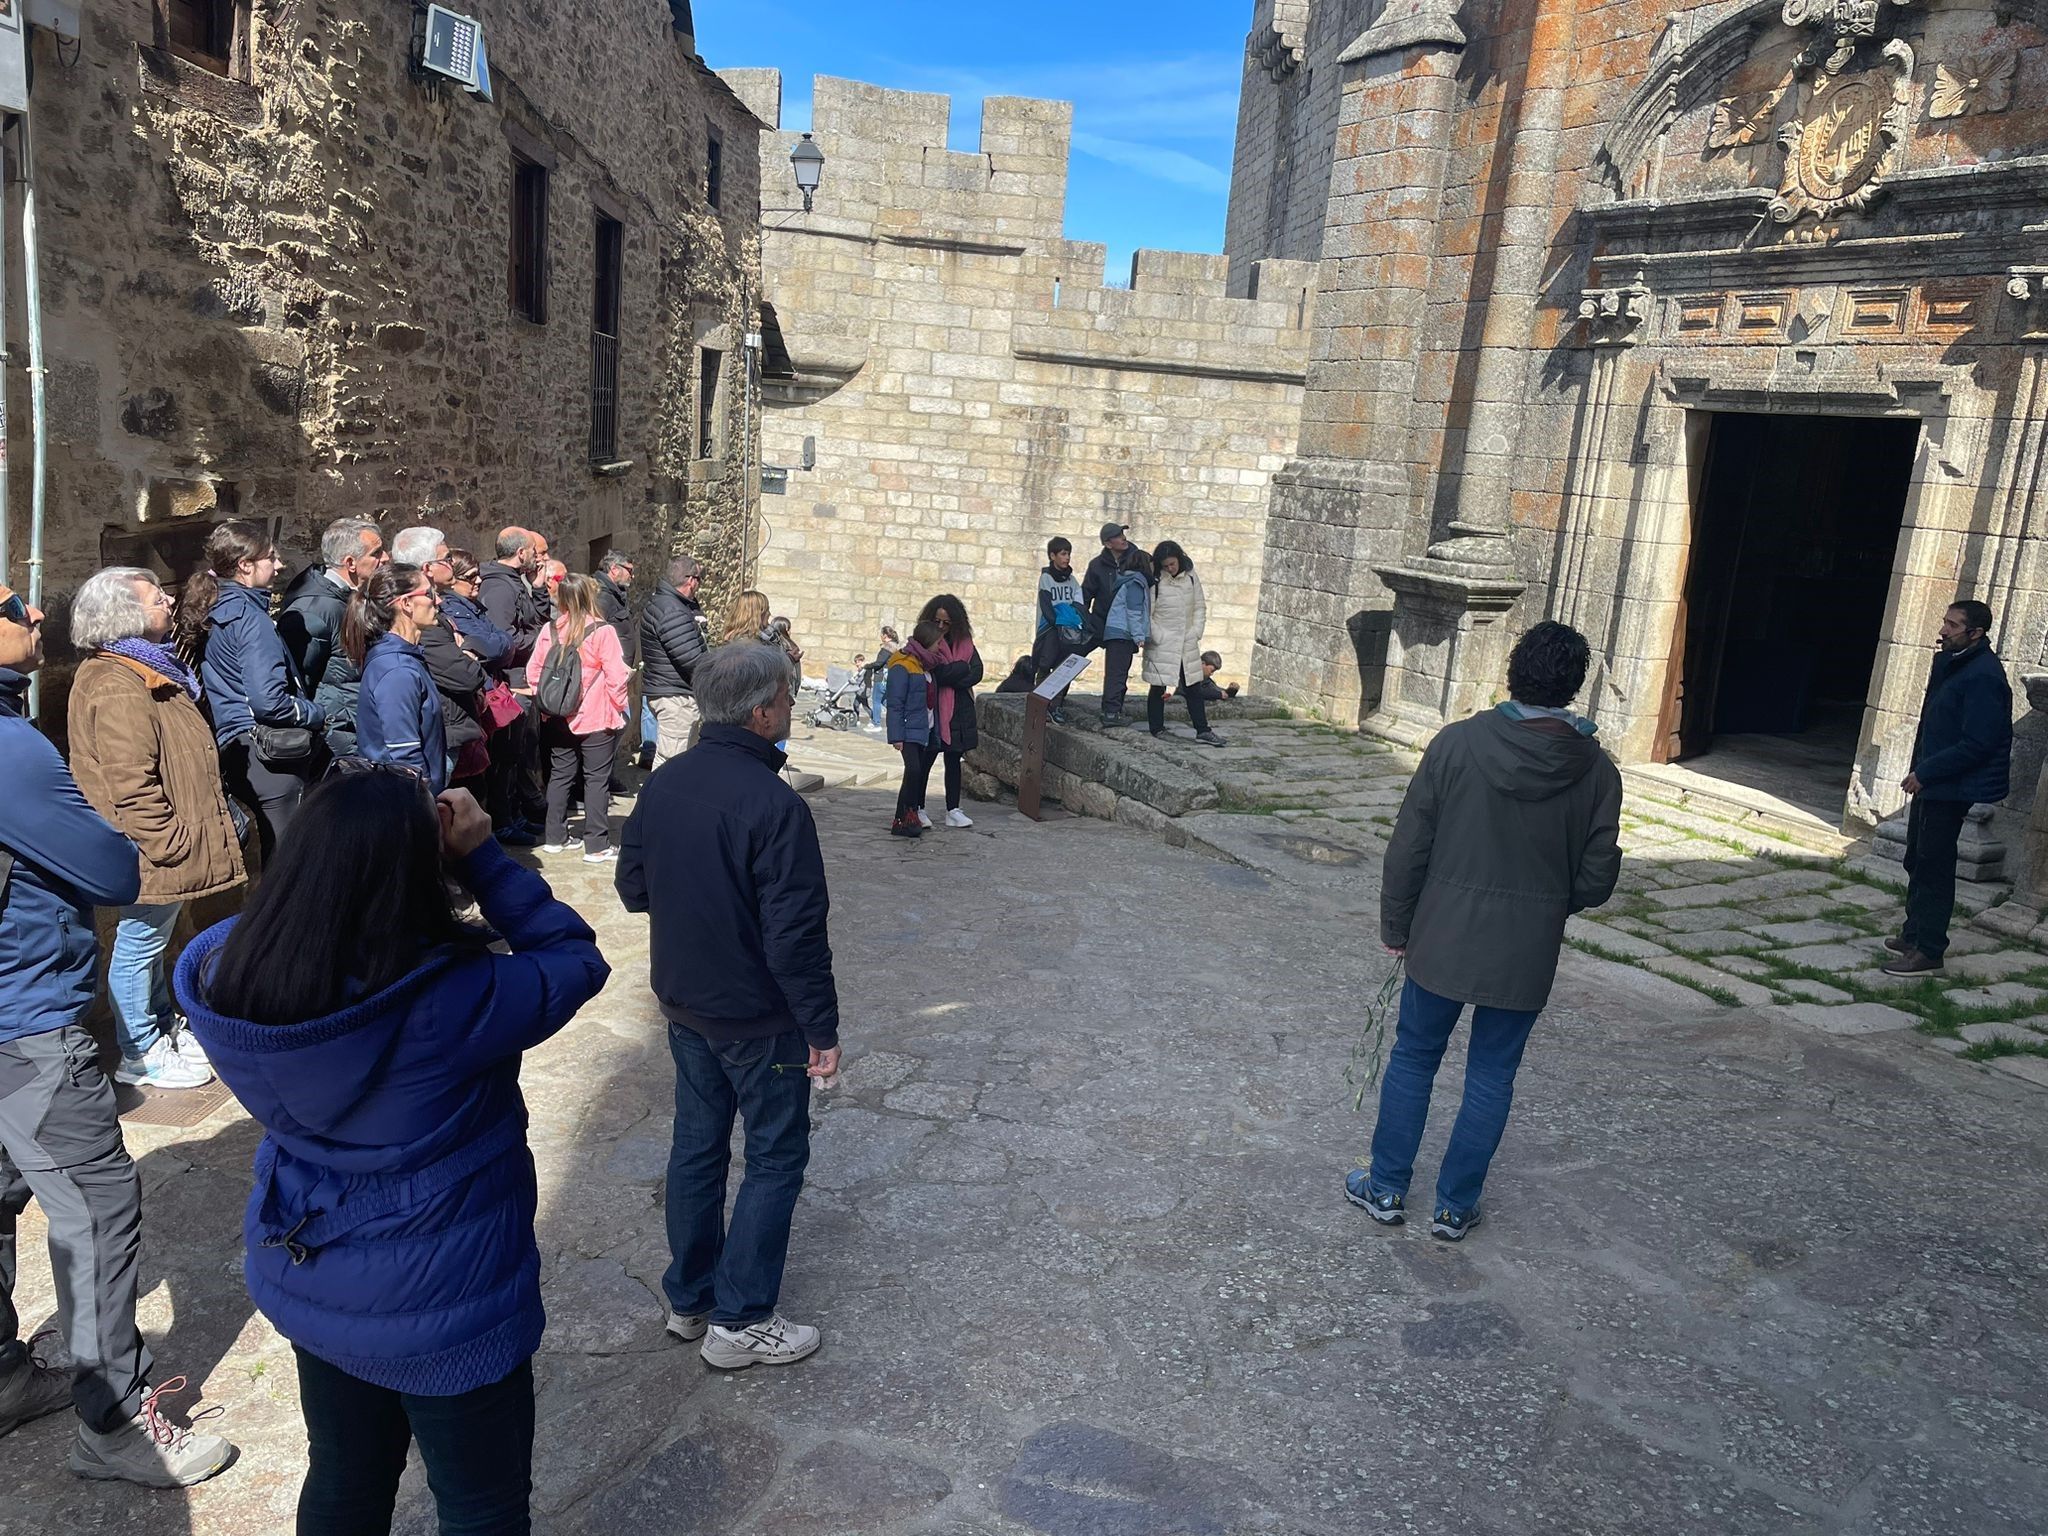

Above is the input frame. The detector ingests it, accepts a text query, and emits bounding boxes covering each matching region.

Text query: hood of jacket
[890,646,929,674]
[1469,703,1607,802]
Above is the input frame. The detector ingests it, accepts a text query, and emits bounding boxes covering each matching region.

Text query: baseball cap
[1099,522,1127,543]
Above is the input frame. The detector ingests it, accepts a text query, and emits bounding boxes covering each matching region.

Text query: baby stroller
[807,664,865,731]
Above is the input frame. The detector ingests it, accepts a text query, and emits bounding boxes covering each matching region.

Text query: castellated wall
[12,0,762,725]
[727,71,1315,686]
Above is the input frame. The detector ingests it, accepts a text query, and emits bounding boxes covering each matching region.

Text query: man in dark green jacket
[1345,620,1622,1242]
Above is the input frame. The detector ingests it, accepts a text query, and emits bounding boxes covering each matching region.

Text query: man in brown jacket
[1345,621,1623,1241]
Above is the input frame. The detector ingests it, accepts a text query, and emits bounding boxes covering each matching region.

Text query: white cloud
[1071,132,1231,194]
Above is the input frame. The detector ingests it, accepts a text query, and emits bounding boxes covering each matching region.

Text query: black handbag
[251,723,319,767]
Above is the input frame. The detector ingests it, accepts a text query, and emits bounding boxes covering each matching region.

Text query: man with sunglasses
[0,585,235,1485]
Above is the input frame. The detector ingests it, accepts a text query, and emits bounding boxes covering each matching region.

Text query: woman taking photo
[175,519,326,862]
[348,565,449,793]
[525,573,630,862]
[1143,541,1226,747]
[175,773,607,1536]
[67,566,242,1091]
[916,593,983,828]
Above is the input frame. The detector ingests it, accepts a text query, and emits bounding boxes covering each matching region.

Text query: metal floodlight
[789,132,824,213]
[422,4,492,99]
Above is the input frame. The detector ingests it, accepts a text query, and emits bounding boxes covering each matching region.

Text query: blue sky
[695,1,1250,283]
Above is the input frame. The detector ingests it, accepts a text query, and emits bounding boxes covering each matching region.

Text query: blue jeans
[1367,979,1539,1217]
[293,1346,533,1535]
[868,685,884,727]
[107,903,182,1061]
[663,1024,812,1327]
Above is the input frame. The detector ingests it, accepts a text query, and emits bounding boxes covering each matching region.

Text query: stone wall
[731,73,1314,685]
[8,0,763,720]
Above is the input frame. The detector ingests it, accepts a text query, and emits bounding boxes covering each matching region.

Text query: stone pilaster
[1553,282,1650,637]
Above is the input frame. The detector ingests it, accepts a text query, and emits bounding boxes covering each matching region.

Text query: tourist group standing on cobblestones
[0,495,2015,1531]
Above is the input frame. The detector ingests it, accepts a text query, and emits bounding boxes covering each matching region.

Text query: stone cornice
[1338,0,1467,64]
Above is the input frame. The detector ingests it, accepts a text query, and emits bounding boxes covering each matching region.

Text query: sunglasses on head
[325,754,429,788]
[0,593,29,626]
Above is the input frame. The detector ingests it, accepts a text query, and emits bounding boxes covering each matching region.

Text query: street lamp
[790,132,824,214]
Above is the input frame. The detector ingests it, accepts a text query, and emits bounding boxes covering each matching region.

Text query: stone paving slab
[1772,1002,1922,1035]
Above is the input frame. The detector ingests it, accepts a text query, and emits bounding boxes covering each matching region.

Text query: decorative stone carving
[1576,284,1651,346]
[1784,0,1914,75]
[1929,45,2017,119]
[1707,83,1790,148]
[1768,40,1913,225]
[2006,266,2048,338]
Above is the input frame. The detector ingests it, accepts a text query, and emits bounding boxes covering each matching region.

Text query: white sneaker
[541,843,569,855]
[68,1378,234,1487]
[113,1038,213,1091]
[699,1314,821,1371]
[944,808,974,828]
[166,1018,209,1069]
[582,847,618,864]
[915,809,933,830]
[664,1310,708,1342]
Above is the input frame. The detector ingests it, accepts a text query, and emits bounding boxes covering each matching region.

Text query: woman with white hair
[67,567,244,1090]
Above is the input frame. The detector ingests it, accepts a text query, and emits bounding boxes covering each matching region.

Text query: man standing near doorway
[1884,599,2013,977]
[641,555,710,767]
[616,643,839,1370]
[1082,523,1149,728]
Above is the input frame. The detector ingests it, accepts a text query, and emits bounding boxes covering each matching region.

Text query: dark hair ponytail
[342,564,422,669]
[174,518,272,667]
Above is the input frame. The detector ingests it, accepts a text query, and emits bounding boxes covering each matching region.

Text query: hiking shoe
[1195,730,1228,747]
[582,847,617,864]
[664,1310,708,1343]
[1882,934,1907,954]
[113,1038,213,1091]
[944,808,974,828]
[700,1315,821,1371]
[1342,1169,1404,1225]
[0,1333,73,1438]
[890,815,923,839]
[1881,948,1943,976]
[68,1378,234,1488]
[1099,712,1124,729]
[1430,1206,1481,1242]
[916,808,933,830]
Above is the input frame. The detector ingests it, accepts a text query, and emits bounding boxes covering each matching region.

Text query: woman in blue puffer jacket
[174,519,326,862]
[349,564,449,793]
[175,771,609,1535]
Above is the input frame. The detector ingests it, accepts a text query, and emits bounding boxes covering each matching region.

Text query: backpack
[535,622,586,719]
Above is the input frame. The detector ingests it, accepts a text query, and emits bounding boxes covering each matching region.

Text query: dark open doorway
[1657,411,1918,818]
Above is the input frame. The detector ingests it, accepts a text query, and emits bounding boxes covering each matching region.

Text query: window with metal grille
[165,0,243,75]
[509,155,549,323]
[590,213,623,462]
[706,127,723,211]
[698,348,722,459]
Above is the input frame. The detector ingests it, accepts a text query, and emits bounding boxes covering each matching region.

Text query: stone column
[1366,0,1582,743]
[1249,0,1468,724]
[1553,283,1649,633]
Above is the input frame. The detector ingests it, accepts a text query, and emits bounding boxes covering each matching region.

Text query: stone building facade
[8,0,762,720]
[720,72,1316,679]
[1235,0,2048,829]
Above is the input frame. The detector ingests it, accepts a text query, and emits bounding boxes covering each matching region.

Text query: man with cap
[1082,523,1151,728]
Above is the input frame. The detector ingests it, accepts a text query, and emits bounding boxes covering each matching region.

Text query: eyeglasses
[0,593,29,626]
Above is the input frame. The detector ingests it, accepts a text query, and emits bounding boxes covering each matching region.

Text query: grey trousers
[0,1026,151,1431]
[648,695,703,769]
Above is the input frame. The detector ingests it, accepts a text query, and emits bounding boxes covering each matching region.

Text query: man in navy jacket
[617,642,840,1372]
[1886,599,2014,976]
[0,585,234,1486]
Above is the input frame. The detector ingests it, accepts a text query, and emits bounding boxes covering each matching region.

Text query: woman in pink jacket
[526,573,631,862]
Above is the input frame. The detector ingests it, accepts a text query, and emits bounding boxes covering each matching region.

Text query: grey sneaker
[1194,730,1228,748]
[0,1333,73,1438]
[664,1310,708,1342]
[69,1378,234,1488]
[700,1315,821,1371]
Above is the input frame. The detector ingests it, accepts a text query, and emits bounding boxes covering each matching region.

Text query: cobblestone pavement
[1067,707,2048,1092]
[6,777,2048,1534]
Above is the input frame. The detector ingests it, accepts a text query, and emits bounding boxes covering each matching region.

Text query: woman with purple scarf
[67,567,245,1090]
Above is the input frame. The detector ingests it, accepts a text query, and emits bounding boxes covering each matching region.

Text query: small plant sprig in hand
[1344,960,1405,1112]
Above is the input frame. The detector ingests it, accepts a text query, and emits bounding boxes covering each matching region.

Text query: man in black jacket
[617,642,839,1371]
[1345,621,1622,1243]
[1884,599,2014,976]
[1081,522,1149,726]
[477,527,544,676]
[641,555,711,767]
[276,516,384,692]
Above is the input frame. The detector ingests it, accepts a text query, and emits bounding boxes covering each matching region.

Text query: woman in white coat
[1143,541,1227,747]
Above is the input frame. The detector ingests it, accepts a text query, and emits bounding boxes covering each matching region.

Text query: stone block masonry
[10,0,765,728]
[735,73,1315,681]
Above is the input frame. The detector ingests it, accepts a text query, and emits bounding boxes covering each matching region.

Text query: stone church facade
[1233,0,2048,829]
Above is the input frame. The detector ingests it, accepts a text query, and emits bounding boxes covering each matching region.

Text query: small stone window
[706,126,723,211]
[509,154,549,323]
[697,347,722,459]
[163,0,250,78]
